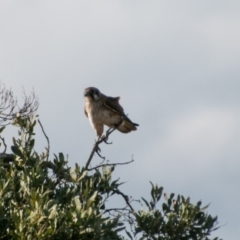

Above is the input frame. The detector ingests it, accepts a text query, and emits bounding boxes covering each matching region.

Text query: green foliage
[0,116,123,240]
[0,116,222,240]
[134,183,221,240]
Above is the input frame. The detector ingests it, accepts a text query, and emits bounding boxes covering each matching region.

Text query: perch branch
[38,119,50,161]
[85,119,124,169]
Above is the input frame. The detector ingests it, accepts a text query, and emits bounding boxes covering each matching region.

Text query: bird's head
[84,87,101,101]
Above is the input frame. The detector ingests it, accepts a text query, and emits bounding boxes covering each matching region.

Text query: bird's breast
[86,101,121,127]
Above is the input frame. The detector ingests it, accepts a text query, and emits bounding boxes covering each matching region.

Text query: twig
[0,136,7,153]
[113,189,134,211]
[38,119,50,161]
[95,149,106,160]
[85,119,124,169]
[0,83,39,126]
[104,207,131,214]
[98,157,107,166]
[87,159,134,171]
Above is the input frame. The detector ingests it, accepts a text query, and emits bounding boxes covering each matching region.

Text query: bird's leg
[95,138,102,153]
[93,137,106,160]
[101,128,113,144]
[102,120,123,144]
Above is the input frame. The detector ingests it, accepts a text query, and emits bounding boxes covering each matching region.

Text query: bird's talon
[104,139,112,144]
[101,134,106,140]
[95,145,101,153]
[100,133,109,143]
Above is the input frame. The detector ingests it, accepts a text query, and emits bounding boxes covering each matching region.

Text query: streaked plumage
[84,87,139,138]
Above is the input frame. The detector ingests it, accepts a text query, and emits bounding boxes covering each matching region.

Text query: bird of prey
[84,87,139,138]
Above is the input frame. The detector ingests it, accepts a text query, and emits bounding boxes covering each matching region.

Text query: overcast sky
[1,1,240,239]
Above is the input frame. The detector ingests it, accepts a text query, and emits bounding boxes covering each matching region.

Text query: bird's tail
[117,117,139,133]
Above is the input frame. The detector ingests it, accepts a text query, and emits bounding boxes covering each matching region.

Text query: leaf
[87,191,98,206]
[0,126,5,134]
[78,170,87,181]
[74,196,81,211]
[29,139,35,149]
[141,197,150,209]
[49,205,57,219]
[156,187,163,202]
[111,178,120,186]
[125,230,133,240]
[162,203,169,212]
[200,203,210,211]
[170,193,175,200]
[196,201,202,208]
[114,226,125,233]
[59,152,64,162]
[11,146,23,158]
[70,168,77,181]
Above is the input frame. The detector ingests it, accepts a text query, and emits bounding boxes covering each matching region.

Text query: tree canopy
[0,86,222,239]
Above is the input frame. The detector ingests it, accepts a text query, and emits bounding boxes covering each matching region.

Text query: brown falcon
[84,87,139,138]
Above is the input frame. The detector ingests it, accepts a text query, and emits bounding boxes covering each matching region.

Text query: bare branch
[38,119,50,161]
[103,207,131,214]
[112,189,134,211]
[0,136,7,153]
[85,119,124,169]
[87,160,134,171]
[0,83,39,126]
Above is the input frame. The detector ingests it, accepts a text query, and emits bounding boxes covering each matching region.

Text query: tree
[0,87,222,240]
[0,83,38,127]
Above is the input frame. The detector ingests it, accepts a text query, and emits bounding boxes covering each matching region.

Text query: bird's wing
[104,96,139,126]
[104,96,124,116]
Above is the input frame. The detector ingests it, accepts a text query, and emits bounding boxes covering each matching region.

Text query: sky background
[0,1,240,239]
